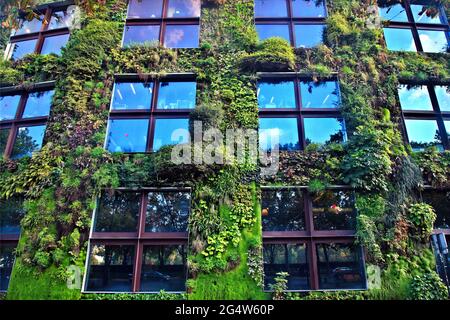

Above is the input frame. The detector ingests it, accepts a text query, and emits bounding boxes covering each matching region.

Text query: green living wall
[0,0,449,300]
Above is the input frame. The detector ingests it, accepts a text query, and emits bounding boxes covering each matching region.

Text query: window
[422,189,450,232]
[258,75,346,151]
[6,5,74,60]
[105,76,195,153]
[262,187,366,291]
[254,0,327,47]
[0,86,54,159]
[378,0,449,53]
[84,189,190,293]
[399,83,450,151]
[123,0,201,48]
[0,198,23,292]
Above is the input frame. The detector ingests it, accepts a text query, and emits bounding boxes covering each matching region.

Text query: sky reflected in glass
[411,4,446,24]
[123,25,160,47]
[418,30,448,53]
[128,0,163,18]
[256,24,290,42]
[152,118,190,151]
[254,0,288,17]
[405,119,443,151]
[10,39,37,60]
[112,82,152,110]
[14,16,43,35]
[11,125,46,159]
[157,82,196,109]
[292,0,326,17]
[0,95,21,121]
[295,24,325,48]
[303,117,346,145]
[22,90,54,118]
[167,0,201,18]
[398,85,433,111]
[300,80,340,108]
[378,3,408,22]
[435,85,450,111]
[106,119,149,153]
[164,25,199,48]
[49,10,74,29]
[383,28,417,52]
[445,121,450,140]
[259,117,300,151]
[41,33,70,55]
[258,80,296,109]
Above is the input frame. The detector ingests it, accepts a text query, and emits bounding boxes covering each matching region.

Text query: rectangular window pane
[316,243,366,290]
[422,190,450,230]
[312,191,356,230]
[86,244,135,292]
[263,243,310,290]
[145,192,190,232]
[0,197,24,235]
[303,117,346,146]
[22,90,54,118]
[300,80,340,109]
[404,119,443,152]
[9,39,37,60]
[167,0,201,18]
[164,25,199,48]
[128,0,163,18]
[262,189,305,231]
[106,119,149,153]
[123,25,160,47]
[398,85,433,111]
[152,118,189,151]
[378,3,408,22]
[0,129,9,156]
[14,16,44,35]
[140,245,186,292]
[111,82,152,110]
[435,85,450,111]
[0,95,21,121]
[411,3,446,24]
[48,10,75,30]
[259,117,300,151]
[255,0,288,17]
[418,29,449,53]
[94,192,140,233]
[156,82,196,110]
[383,28,417,52]
[292,0,326,18]
[256,24,290,42]
[257,80,296,109]
[295,24,325,48]
[0,244,16,291]
[41,33,70,55]
[11,125,46,159]
[445,120,450,141]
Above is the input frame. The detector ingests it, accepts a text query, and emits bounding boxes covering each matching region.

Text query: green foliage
[269,272,289,300]
[407,203,436,242]
[83,291,187,300]
[409,272,448,300]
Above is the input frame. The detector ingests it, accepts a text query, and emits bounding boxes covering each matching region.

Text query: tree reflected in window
[146,192,190,232]
[404,119,443,151]
[0,197,24,235]
[422,190,450,230]
[262,189,305,231]
[0,244,16,291]
[11,125,46,159]
[303,117,346,146]
[312,191,356,230]
[95,192,140,233]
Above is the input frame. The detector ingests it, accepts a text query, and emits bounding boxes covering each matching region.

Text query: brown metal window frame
[254,0,328,47]
[123,0,201,48]
[379,0,450,53]
[257,72,345,151]
[399,80,450,151]
[106,73,196,153]
[84,187,190,293]
[0,81,55,159]
[261,186,367,291]
[6,1,74,60]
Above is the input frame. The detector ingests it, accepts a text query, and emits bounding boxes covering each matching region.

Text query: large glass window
[0,87,54,159]
[255,0,327,47]
[0,244,16,292]
[379,1,449,53]
[106,77,196,153]
[86,189,190,293]
[422,190,450,230]
[311,190,356,230]
[124,0,201,49]
[404,119,443,151]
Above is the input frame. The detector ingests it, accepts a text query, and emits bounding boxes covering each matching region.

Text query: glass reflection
[0,95,21,121]
[422,190,450,230]
[164,25,199,48]
[123,25,160,47]
[157,82,196,109]
[292,0,326,17]
[411,3,446,24]
[140,245,186,292]
[445,120,450,141]
[86,244,135,292]
[404,119,443,151]
[0,197,24,235]
[398,85,433,111]
[383,28,417,52]
[261,189,305,231]
[377,3,408,22]
[128,0,163,18]
[10,39,38,60]
[106,119,149,153]
[49,10,74,29]
[303,118,346,146]
[167,0,201,18]
[0,244,16,291]
[257,80,296,109]
[263,243,310,290]
[295,24,325,48]
[254,0,288,17]
[41,34,70,55]
[435,86,450,111]
[316,243,366,290]
[11,125,46,159]
[312,191,356,230]
[152,118,190,151]
[111,82,152,110]
[22,90,54,118]
[418,30,448,53]
[300,80,340,108]
[259,117,300,151]
[94,192,140,232]
[145,192,190,232]
[14,16,44,35]
[0,129,9,156]
[256,24,290,42]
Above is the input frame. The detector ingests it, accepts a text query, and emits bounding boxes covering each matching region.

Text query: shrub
[407,203,436,242]
[409,272,448,300]
[270,272,289,300]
